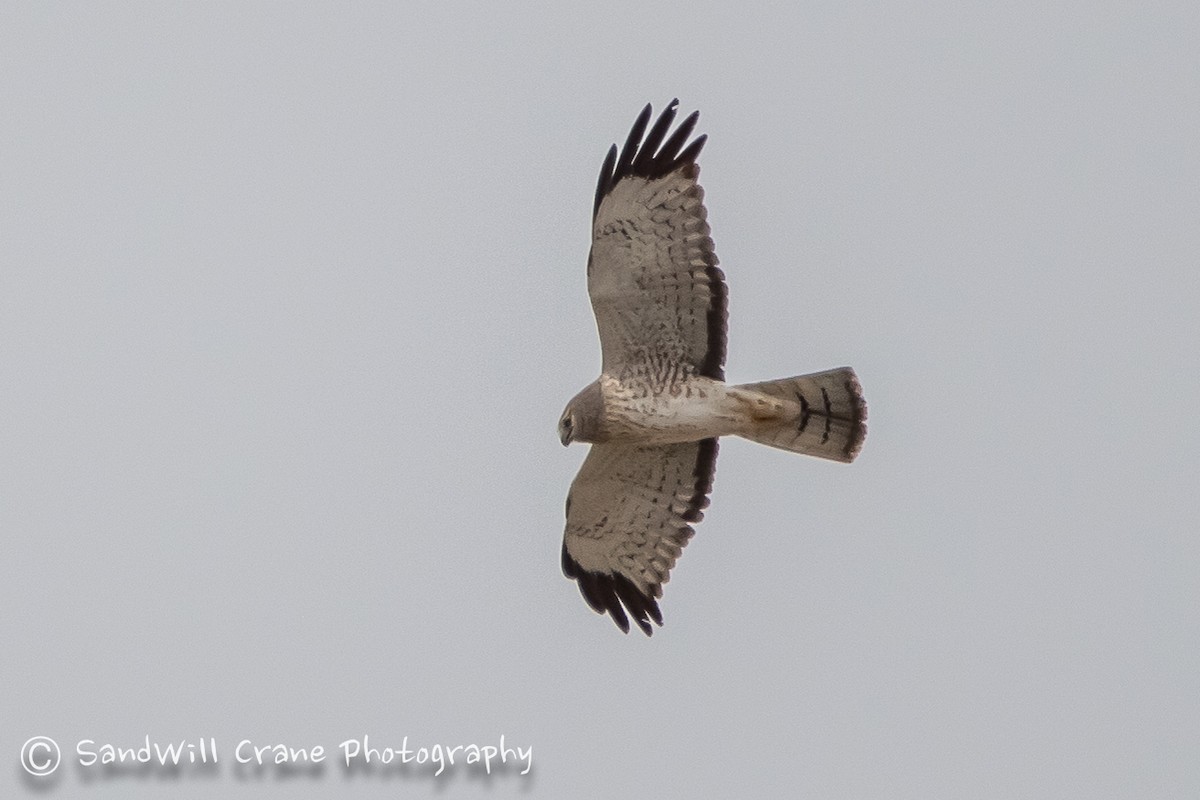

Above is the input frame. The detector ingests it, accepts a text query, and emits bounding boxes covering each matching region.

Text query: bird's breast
[598,374,747,444]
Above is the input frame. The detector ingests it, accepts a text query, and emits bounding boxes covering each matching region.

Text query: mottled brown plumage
[560,101,867,636]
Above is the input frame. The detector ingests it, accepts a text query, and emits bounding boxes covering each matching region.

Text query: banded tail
[734,367,867,463]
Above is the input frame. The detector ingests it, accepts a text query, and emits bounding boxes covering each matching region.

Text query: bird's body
[570,373,864,449]
[558,100,867,635]
[568,375,750,445]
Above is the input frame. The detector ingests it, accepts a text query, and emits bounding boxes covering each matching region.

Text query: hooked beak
[559,426,572,447]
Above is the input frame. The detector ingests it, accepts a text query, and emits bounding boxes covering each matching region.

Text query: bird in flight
[559,100,867,635]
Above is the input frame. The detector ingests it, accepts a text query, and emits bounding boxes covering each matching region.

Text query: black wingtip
[593,100,706,221]
[614,103,653,182]
[562,544,663,637]
[592,144,619,219]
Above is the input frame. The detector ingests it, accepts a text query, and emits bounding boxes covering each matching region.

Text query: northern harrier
[559,100,867,635]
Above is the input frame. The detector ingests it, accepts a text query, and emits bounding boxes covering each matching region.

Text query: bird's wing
[562,438,718,635]
[588,100,728,382]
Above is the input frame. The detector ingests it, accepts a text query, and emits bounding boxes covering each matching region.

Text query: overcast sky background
[3,3,1198,798]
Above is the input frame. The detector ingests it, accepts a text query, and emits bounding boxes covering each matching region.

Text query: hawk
[559,100,867,635]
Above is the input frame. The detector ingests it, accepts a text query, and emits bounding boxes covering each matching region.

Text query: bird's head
[557,409,575,447]
[558,381,604,446]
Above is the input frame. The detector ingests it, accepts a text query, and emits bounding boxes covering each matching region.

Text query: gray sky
[3,3,1198,798]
